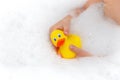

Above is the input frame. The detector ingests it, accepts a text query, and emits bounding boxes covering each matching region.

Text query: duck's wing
[68,34,81,43]
[68,34,82,48]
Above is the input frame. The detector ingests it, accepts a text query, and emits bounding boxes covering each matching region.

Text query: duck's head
[50,30,67,47]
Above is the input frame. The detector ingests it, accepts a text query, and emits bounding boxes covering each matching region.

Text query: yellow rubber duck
[50,30,82,59]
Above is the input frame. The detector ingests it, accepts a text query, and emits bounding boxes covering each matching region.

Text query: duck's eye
[54,38,56,41]
[58,34,61,38]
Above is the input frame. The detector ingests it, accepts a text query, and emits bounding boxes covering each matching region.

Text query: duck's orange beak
[57,38,65,47]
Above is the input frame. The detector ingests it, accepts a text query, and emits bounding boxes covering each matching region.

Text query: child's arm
[83,0,102,9]
[104,0,120,24]
[74,0,102,16]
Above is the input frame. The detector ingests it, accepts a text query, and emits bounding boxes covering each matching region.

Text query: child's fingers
[70,45,81,54]
[70,45,92,57]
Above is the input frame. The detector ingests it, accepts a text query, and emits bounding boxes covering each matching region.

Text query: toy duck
[50,29,82,59]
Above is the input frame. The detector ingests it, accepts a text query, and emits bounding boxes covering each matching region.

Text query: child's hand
[49,15,72,35]
[70,45,92,57]
[49,6,87,35]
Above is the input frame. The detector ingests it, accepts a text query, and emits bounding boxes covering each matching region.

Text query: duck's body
[58,34,82,59]
[50,30,82,59]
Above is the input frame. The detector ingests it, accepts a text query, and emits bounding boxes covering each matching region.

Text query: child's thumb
[64,26,69,35]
